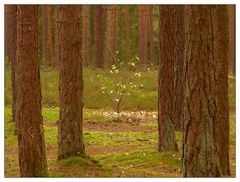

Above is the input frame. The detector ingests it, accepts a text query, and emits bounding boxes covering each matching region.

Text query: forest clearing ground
[4,108,236,177]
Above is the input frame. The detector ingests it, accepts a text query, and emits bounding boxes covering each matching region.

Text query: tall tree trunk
[94,5,104,68]
[112,5,119,65]
[227,5,235,76]
[158,6,178,152]
[104,5,113,68]
[42,5,53,67]
[148,6,154,65]
[16,5,48,177]
[172,6,185,131]
[81,5,90,66]
[54,6,59,69]
[138,5,147,65]
[124,5,131,58]
[5,5,17,123]
[182,5,229,177]
[58,5,85,159]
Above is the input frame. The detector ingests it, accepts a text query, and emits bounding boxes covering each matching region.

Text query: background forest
[4,5,236,177]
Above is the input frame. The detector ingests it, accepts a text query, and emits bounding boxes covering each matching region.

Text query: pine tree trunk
[124,5,131,58]
[81,5,90,66]
[227,5,235,76]
[94,5,104,68]
[58,5,85,159]
[112,5,119,65]
[158,6,178,152]
[148,6,154,65]
[5,5,17,123]
[16,5,48,177]
[172,6,185,131]
[54,6,59,69]
[104,5,113,68]
[182,5,229,177]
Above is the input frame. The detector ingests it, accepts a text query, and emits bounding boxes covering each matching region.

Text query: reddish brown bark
[58,5,85,159]
[182,5,229,177]
[124,5,131,57]
[158,6,178,152]
[16,5,48,176]
[5,5,17,123]
[94,5,104,68]
[81,5,90,66]
[112,5,119,65]
[148,6,154,65]
[54,6,59,69]
[227,5,235,76]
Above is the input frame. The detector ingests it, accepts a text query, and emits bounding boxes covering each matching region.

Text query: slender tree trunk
[94,5,104,68]
[42,5,53,67]
[148,6,154,65]
[112,5,119,65]
[104,5,113,68]
[81,5,90,66]
[54,6,59,69]
[158,6,178,152]
[5,5,17,123]
[124,5,131,58]
[182,5,229,177]
[227,5,235,76]
[58,5,85,159]
[172,6,185,131]
[16,5,48,177]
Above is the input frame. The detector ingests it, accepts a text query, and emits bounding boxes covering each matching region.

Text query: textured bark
[16,5,48,177]
[148,6,154,65]
[54,7,59,69]
[227,5,235,76]
[81,5,90,66]
[124,5,131,57]
[58,5,85,159]
[182,5,229,177]
[104,5,114,68]
[94,5,104,68]
[138,5,147,65]
[5,5,17,123]
[112,5,119,65]
[42,5,54,66]
[172,6,185,131]
[158,6,178,152]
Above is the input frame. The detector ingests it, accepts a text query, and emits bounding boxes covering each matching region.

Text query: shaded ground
[4,109,236,177]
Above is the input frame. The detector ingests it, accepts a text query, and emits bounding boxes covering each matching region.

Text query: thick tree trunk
[172,6,185,131]
[5,5,17,123]
[148,6,154,65]
[227,5,235,76]
[81,5,90,66]
[16,5,48,177]
[158,6,178,152]
[104,5,113,68]
[182,5,229,177]
[58,5,85,159]
[112,5,119,65]
[94,5,104,68]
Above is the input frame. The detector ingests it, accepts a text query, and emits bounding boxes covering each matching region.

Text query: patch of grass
[58,156,89,167]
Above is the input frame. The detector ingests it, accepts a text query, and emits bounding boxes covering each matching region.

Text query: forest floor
[4,68,236,177]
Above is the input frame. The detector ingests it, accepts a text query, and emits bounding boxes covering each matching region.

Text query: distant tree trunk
[16,5,48,177]
[138,5,147,65]
[81,5,90,66]
[5,5,17,123]
[104,5,114,68]
[58,5,85,159]
[158,6,178,152]
[124,5,131,58]
[172,6,185,131]
[54,6,59,69]
[182,5,229,177]
[227,5,235,76]
[94,5,104,68]
[112,5,119,65]
[148,6,154,65]
[42,5,53,67]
